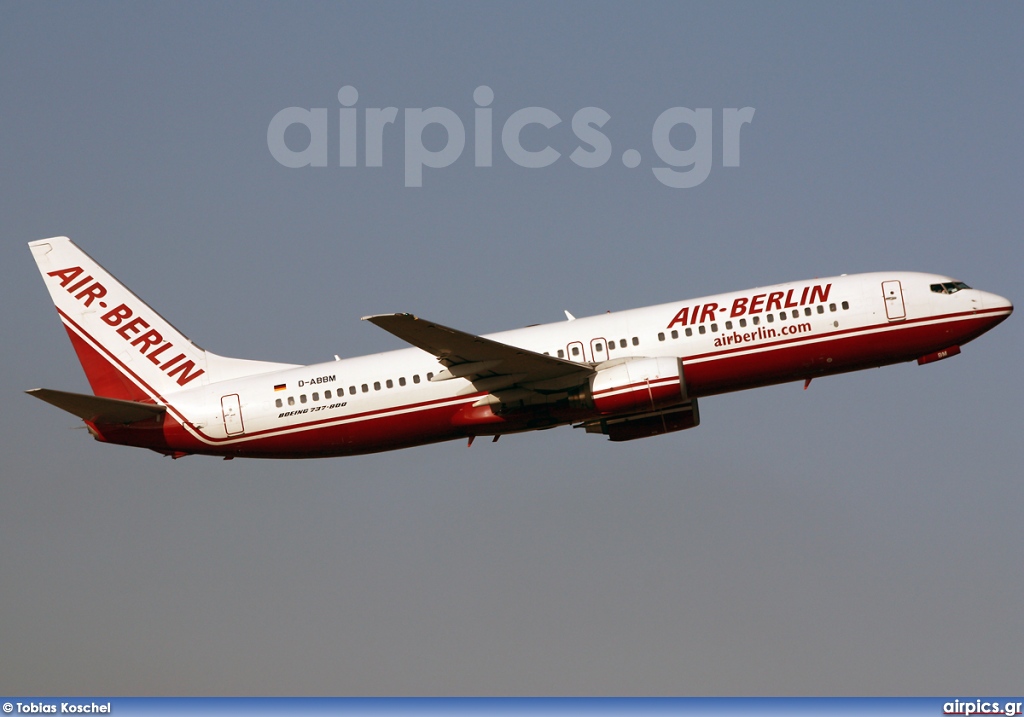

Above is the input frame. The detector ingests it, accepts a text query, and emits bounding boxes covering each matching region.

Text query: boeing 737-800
[26,237,1012,459]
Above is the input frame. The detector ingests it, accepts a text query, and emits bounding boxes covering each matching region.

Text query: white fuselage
[141,271,1009,457]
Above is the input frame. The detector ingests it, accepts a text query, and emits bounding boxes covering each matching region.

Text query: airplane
[26,236,1012,459]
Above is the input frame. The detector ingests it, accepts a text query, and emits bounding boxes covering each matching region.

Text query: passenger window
[275,398,282,408]
[361,384,369,393]
[671,330,678,339]
[288,396,295,406]
[779,312,786,321]
[632,337,639,346]
[698,325,706,335]
[842,301,849,310]
[752,316,760,325]
[386,379,393,388]
[725,321,733,330]
[399,377,406,386]
[300,394,307,404]
[427,372,434,380]
[413,375,420,384]
[792,310,799,319]
[817,305,824,314]
[595,342,604,351]
[804,307,812,316]
[325,390,332,399]
[829,303,837,312]
[739,318,747,328]
[685,328,693,337]
[572,346,580,356]
[557,349,565,358]
[349,386,356,395]
[658,333,665,341]
[374,381,381,390]
[620,339,627,348]
[312,392,319,401]
[711,323,718,332]
[767,314,774,323]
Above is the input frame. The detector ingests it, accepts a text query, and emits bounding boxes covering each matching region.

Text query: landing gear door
[221,394,245,436]
[882,280,906,321]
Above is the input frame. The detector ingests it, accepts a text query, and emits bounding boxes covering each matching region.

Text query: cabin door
[882,280,906,321]
[221,394,245,436]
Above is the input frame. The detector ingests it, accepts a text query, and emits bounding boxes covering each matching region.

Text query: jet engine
[570,356,701,441]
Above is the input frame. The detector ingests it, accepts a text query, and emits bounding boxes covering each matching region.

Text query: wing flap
[27,388,166,424]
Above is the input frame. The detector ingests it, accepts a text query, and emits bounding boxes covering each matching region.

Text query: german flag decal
[274,384,286,392]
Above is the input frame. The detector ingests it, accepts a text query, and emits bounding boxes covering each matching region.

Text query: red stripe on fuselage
[59,307,491,448]
[685,306,1008,366]
[64,305,1010,458]
[685,309,1009,396]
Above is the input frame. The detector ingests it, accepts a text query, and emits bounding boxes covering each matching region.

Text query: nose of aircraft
[975,290,1013,336]
[980,290,1014,314]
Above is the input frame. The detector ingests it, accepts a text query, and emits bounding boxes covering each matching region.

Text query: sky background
[2,2,1022,695]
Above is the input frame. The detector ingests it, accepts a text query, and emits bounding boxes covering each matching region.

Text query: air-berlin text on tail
[667,283,832,328]
[267,85,755,188]
[46,266,205,387]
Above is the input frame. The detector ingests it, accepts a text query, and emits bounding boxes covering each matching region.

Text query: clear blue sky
[1,2,1022,694]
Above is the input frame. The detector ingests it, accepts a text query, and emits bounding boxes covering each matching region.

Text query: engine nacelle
[584,400,700,441]
[588,356,687,415]
[570,357,698,441]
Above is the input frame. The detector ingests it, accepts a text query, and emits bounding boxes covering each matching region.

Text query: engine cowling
[588,356,687,415]
[570,356,699,441]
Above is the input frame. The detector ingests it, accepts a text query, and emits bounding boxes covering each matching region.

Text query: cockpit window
[930,281,972,295]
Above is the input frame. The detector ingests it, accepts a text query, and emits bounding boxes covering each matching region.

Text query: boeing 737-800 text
[26,237,1012,459]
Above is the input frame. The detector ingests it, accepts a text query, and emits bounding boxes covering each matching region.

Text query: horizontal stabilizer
[27,388,166,424]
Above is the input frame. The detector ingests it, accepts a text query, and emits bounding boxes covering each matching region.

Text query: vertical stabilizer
[29,237,296,400]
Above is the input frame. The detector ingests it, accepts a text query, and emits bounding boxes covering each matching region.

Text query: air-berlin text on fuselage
[46,266,205,387]
[667,283,832,329]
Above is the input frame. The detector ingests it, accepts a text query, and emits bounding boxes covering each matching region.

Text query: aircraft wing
[362,313,593,399]
[27,388,166,424]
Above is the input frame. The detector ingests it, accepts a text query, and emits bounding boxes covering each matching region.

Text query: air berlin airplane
[27,236,1012,459]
